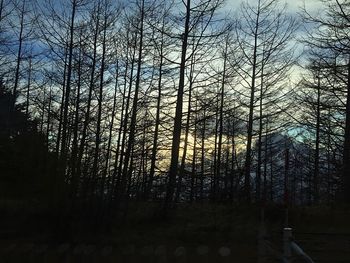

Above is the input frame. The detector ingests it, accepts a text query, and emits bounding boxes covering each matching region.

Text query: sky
[225,0,323,13]
[222,0,325,84]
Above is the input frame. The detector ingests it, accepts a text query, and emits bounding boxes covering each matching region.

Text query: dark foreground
[0,201,349,262]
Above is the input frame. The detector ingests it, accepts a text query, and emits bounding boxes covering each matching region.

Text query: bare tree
[302,0,350,203]
[235,0,297,202]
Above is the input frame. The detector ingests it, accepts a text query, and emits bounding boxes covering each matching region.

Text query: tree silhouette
[0,81,51,199]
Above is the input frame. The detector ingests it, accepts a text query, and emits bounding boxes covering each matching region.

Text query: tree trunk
[119,0,145,207]
[343,59,350,203]
[69,30,83,199]
[216,39,228,201]
[102,61,119,197]
[256,66,264,203]
[190,98,198,202]
[25,56,32,116]
[244,2,260,203]
[76,7,100,196]
[146,19,165,200]
[314,74,321,204]
[175,54,195,202]
[59,0,77,190]
[164,0,191,213]
[13,0,25,109]
[91,9,108,198]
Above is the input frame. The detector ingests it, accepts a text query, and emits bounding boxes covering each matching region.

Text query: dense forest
[0,0,350,261]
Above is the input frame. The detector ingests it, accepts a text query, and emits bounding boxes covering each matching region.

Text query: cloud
[284,0,323,11]
[225,0,323,12]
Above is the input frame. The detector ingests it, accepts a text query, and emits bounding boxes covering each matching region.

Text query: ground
[0,200,349,262]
